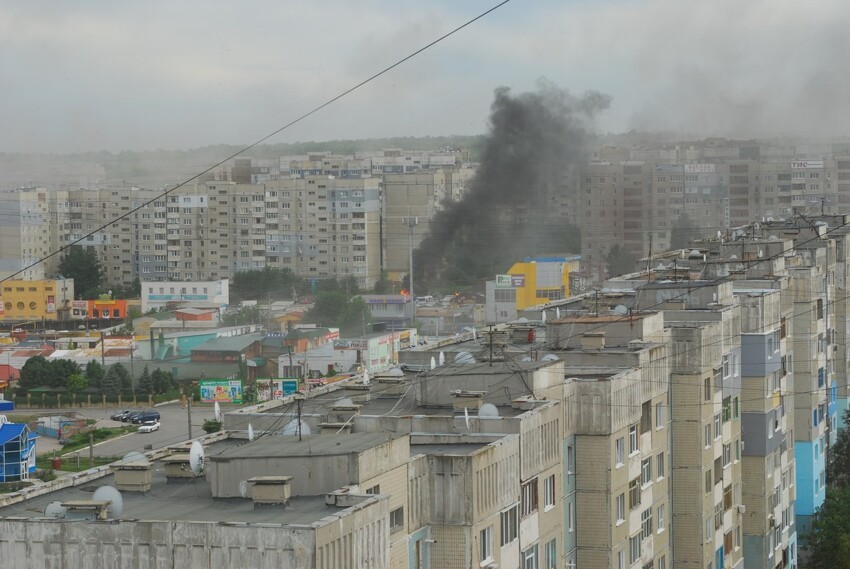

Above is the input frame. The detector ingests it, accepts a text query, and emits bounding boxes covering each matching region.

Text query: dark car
[131,411,161,424]
[111,410,135,421]
[122,411,144,423]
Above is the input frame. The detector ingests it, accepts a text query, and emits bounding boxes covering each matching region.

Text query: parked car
[111,410,135,421]
[131,411,161,424]
[137,421,160,433]
[123,411,144,423]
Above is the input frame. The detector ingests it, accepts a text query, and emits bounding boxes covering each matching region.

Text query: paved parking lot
[31,403,218,458]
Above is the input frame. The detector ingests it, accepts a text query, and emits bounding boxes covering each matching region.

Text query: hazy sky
[2,0,849,153]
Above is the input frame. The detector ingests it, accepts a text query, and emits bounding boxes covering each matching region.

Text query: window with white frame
[616,493,625,523]
[521,479,538,517]
[501,505,518,545]
[545,539,557,569]
[629,424,639,454]
[615,437,625,466]
[657,503,665,532]
[656,402,665,428]
[523,544,538,569]
[480,526,493,563]
[657,452,665,479]
[641,508,653,539]
[630,534,640,564]
[544,475,556,509]
[641,458,652,486]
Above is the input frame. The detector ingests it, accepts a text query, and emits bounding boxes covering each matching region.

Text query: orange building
[86,299,128,320]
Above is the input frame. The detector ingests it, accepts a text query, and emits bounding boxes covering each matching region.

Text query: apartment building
[0,188,56,281]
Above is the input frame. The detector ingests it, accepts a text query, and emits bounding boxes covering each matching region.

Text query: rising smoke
[414,80,610,290]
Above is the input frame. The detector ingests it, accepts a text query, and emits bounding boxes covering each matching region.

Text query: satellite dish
[516,317,529,323]
[122,451,147,464]
[758,250,763,258]
[363,369,370,385]
[189,441,205,475]
[430,356,436,370]
[541,354,560,362]
[464,406,470,429]
[478,403,500,418]
[472,327,477,340]
[541,311,547,324]
[438,351,445,366]
[282,419,312,436]
[214,401,222,422]
[44,501,67,519]
[0,415,7,426]
[239,480,250,498]
[521,356,532,362]
[248,423,254,442]
[556,307,561,319]
[92,486,124,518]
[613,305,628,315]
[386,367,404,377]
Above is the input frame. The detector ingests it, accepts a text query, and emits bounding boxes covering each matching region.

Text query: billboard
[256,379,300,402]
[791,160,824,169]
[199,380,243,404]
[495,274,513,288]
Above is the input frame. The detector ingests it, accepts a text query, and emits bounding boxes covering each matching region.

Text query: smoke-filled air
[414,81,610,291]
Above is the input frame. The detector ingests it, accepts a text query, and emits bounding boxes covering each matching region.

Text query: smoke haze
[414,81,609,288]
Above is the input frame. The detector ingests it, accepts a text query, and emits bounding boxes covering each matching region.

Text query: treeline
[15,357,178,397]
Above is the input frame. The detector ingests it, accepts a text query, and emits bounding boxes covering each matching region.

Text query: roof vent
[248,476,293,507]
[451,390,487,411]
[580,332,605,351]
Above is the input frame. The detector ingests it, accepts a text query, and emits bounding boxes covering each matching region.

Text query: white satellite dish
[239,480,250,498]
[438,351,445,366]
[430,356,436,370]
[92,486,124,518]
[248,423,254,442]
[521,356,532,362]
[122,451,147,464]
[472,327,477,340]
[454,351,476,364]
[362,369,370,385]
[556,307,561,319]
[189,441,205,475]
[282,419,311,436]
[541,354,560,362]
[0,415,7,426]
[386,367,404,377]
[44,501,67,519]
[464,406,470,429]
[214,401,222,422]
[478,403,500,418]
[541,311,547,324]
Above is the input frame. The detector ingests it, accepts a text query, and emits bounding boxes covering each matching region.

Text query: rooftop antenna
[92,486,124,518]
[189,441,205,475]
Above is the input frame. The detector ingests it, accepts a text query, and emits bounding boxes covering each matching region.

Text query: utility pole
[187,392,193,440]
[295,394,304,441]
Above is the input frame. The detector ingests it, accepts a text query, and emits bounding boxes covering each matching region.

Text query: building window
[714,413,722,439]
[501,505,518,545]
[706,469,712,494]
[629,478,641,510]
[521,479,539,517]
[523,544,538,569]
[568,501,574,532]
[641,507,653,539]
[657,452,665,480]
[567,445,575,473]
[704,377,711,401]
[705,424,711,448]
[365,485,380,495]
[480,526,493,563]
[545,539,557,569]
[657,504,665,532]
[544,475,556,509]
[656,402,665,429]
[389,507,404,532]
[641,458,652,486]
[617,550,625,569]
[629,424,639,455]
[630,534,640,564]
[616,493,625,524]
[615,437,625,466]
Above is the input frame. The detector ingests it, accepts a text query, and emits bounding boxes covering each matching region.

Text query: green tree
[805,485,850,568]
[85,360,104,389]
[372,271,391,294]
[221,305,263,327]
[66,373,88,393]
[49,359,82,389]
[670,213,701,250]
[17,356,52,393]
[306,292,372,335]
[605,244,638,278]
[828,408,850,488]
[151,369,176,394]
[58,245,104,299]
[138,365,153,395]
[102,363,131,395]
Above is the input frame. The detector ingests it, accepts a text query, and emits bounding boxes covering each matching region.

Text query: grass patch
[59,426,136,454]
[0,469,57,494]
[35,455,120,472]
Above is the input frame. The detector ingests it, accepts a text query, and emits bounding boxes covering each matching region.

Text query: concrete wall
[0,519,315,569]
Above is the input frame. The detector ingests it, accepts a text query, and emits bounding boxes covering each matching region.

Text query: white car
[138,421,160,433]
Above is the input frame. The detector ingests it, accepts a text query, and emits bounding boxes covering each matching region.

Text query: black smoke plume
[414,81,610,290]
